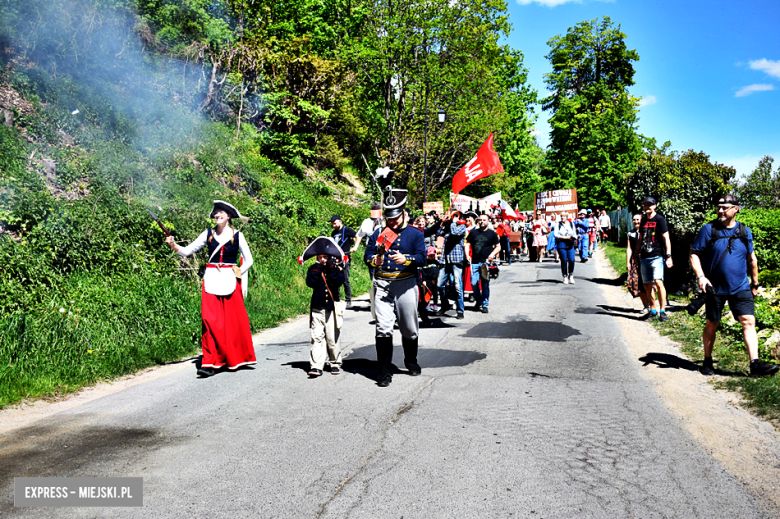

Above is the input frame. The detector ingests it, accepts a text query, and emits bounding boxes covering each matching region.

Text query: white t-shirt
[599,214,611,228]
[357,217,380,239]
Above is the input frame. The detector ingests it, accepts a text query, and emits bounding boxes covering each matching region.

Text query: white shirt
[599,214,611,228]
[554,221,576,239]
[177,229,254,275]
[357,217,380,239]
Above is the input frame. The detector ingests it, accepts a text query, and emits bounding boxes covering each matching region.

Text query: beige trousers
[310,307,342,370]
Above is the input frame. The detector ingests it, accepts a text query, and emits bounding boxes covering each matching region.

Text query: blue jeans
[557,243,575,276]
[438,263,464,313]
[470,263,490,307]
[577,234,589,259]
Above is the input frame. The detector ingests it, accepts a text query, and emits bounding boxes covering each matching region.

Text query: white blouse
[177,229,254,275]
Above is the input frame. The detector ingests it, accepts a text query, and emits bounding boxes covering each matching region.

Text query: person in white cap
[165,200,255,377]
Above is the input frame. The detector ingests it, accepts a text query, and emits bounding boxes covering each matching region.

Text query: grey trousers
[374,276,419,340]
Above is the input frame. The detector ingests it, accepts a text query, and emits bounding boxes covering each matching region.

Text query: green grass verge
[601,240,780,420]
[0,256,371,408]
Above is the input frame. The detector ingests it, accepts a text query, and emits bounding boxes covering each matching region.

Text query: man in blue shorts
[690,194,779,377]
[636,196,672,321]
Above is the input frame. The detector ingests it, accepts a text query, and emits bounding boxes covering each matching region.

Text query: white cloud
[530,129,542,136]
[749,59,780,79]
[735,84,775,97]
[638,95,657,107]
[716,153,780,180]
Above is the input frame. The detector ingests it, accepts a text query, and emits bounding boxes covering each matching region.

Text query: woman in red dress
[165,200,256,377]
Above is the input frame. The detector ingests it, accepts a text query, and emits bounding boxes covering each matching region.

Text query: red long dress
[178,228,256,370]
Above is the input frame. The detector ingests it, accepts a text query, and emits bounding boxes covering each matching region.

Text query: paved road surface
[0,254,770,517]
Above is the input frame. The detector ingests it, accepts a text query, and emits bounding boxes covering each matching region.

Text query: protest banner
[450,193,479,213]
[534,189,578,216]
[422,201,444,214]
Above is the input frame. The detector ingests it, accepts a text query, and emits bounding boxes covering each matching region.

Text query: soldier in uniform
[364,187,426,387]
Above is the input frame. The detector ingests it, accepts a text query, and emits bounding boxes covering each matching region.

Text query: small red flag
[452,133,504,194]
[376,227,398,252]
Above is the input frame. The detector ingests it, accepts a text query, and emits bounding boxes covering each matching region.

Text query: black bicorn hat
[301,236,345,262]
[382,186,408,218]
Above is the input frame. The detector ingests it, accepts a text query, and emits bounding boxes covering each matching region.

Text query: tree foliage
[541,17,642,210]
[736,156,780,210]
[626,149,734,239]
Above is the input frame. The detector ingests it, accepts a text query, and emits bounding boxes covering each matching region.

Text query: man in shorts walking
[690,194,778,377]
[636,196,672,321]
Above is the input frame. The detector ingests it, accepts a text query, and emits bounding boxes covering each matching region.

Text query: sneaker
[377,375,392,387]
[456,313,464,320]
[659,312,669,322]
[750,359,780,377]
[481,306,489,313]
[435,306,450,316]
[568,275,575,284]
[640,307,650,315]
[700,358,715,376]
[581,258,588,263]
[330,366,341,375]
[346,301,352,309]
[307,368,323,377]
[562,276,569,284]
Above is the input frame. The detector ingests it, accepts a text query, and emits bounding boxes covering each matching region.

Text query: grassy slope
[0,66,372,407]
[601,241,780,420]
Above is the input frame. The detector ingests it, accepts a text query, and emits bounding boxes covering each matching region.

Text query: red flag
[452,133,504,194]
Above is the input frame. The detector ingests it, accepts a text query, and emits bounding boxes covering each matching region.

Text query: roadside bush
[737,208,780,272]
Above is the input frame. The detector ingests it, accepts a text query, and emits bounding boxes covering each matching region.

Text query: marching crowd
[167,191,778,385]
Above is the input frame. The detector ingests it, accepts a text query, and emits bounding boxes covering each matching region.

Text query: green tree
[736,155,780,210]
[351,0,538,203]
[541,17,642,210]
[626,149,734,238]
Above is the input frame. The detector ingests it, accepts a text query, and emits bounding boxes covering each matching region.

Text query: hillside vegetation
[0,0,411,406]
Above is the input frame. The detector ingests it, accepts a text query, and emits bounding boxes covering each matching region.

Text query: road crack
[316,376,438,517]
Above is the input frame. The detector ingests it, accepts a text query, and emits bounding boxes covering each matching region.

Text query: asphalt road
[0,252,769,518]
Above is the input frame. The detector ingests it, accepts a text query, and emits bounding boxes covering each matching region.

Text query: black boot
[375,336,394,386]
[402,337,421,376]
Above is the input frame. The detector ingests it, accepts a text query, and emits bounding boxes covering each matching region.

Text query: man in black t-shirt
[331,215,357,307]
[465,214,501,313]
[635,197,673,321]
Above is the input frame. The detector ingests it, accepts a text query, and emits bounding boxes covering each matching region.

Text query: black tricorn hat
[210,200,243,219]
[301,237,345,262]
[383,187,408,218]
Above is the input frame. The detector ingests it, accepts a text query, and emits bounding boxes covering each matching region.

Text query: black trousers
[500,236,510,263]
[342,261,352,301]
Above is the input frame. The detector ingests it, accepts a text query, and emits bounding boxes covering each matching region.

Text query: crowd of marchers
[166,191,778,385]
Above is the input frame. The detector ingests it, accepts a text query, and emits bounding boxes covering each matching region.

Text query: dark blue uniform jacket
[364,223,426,280]
[306,261,344,310]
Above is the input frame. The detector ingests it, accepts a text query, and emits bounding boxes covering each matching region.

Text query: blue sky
[503,0,780,179]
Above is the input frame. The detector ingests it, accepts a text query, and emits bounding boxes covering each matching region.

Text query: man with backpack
[690,194,778,377]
